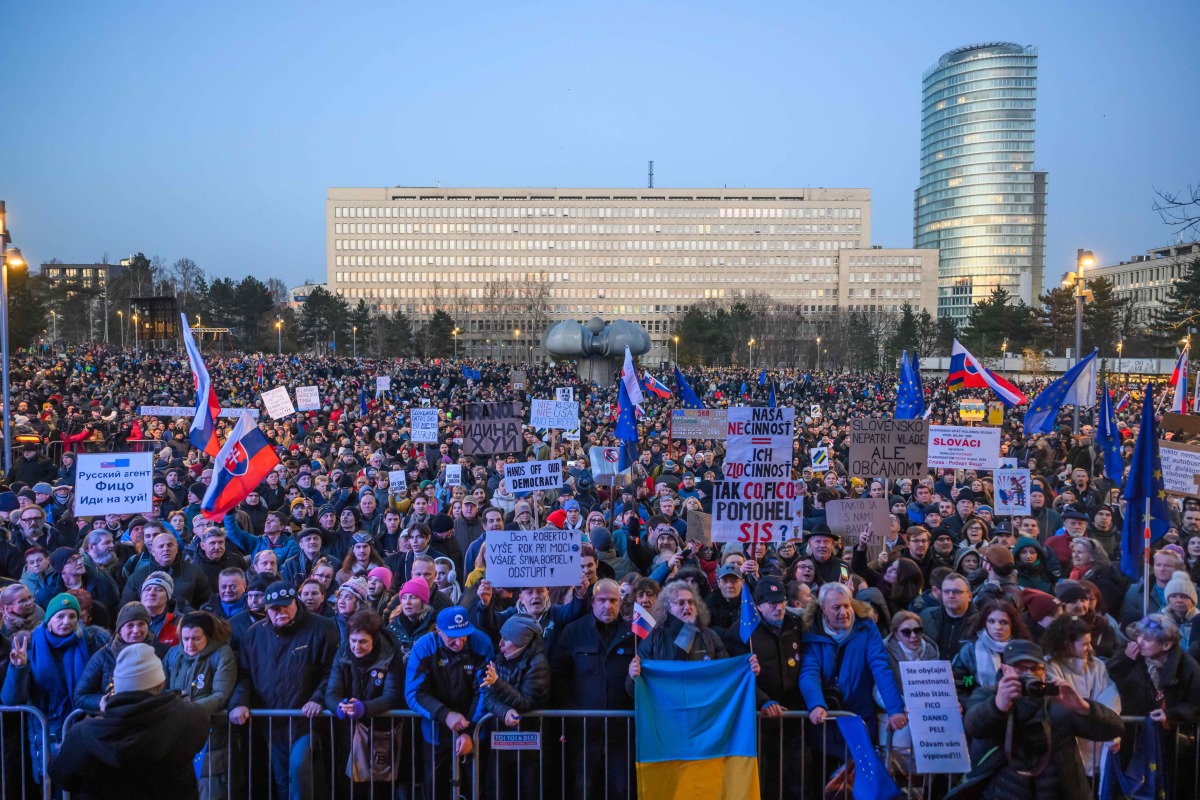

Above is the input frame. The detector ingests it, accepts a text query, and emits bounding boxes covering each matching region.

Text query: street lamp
[1117,340,1124,378]
[748,338,756,369]
[1000,338,1008,376]
[275,318,283,355]
[0,200,21,476]
[513,328,521,364]
[452,327,461,360]
[352,326,357,359]
[117,310,125,349]
[673,335,680,363]
[132,313,139,350]
[816,337,822,372]
[49,311,57,345]
[1072,248,1095,433]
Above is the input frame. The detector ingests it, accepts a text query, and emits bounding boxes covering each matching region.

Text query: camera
[1018,676,1059,698]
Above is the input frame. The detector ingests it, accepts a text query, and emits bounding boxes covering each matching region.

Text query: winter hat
[955,488,976,504]
[116,602,152,631]
[399,578,431,604]
[31,482,53,496]
[188,482,206,501]
[367,566,393,589]
[984,544,1015,571]
[1021,588,1058,622]
[142,571,175,600]
[1055,581,1091,606]
[45,592,81,620]
[545,509,567,529]
[264,580,297,608]
[112,643,166,693]
[589,527,614,553]
[50,547,79,574]
[430,514,454,536]
[248,572,277,593]
[316,503,336,519]
[1165,571,1199,605]
[499,614,541,649]
[338,577,370,605]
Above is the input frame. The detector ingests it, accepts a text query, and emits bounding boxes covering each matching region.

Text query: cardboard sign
[295,386,321,412]
[724,406,794,480]
[994,469,1031,515]
[74,452,154,515]
[410,408,439,444]
[555,387,574,402]
[826,498,891,554]
[849,419,929,481]
[388,470,407,494]
[530,399,579,431]
[376,376,391,394]
[711,479,797,543]
[926,425,1000,471]
[671,408,728,439]
[1161,412,1200,440]
[1160,440,1200,498]
[511,370,527,390]
[444,464,462,487]
[486,528,582,588]
[898,661,971,774]
[463,402,524,456]
[261,387,296,420]
[137,405,259,419]
[809,446,830,472]
[685,509,713,544]
[504,460,564,493]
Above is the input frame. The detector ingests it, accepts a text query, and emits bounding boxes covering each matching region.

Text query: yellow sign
[958,400,986,422]
[987,402,1004,426]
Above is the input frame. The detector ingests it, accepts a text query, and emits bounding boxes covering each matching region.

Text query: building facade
[915,43,1046,323]
[1090,241,1200,324]
[39,262,124,290]
[326,187,937,362]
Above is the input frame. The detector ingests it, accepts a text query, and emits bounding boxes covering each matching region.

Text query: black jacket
[706,591,742,632]
[228,608,265,651]
[36,568,122,622]
[194,549,247,593]
[1106,645,1200,724]
[920,604,978,659]
[722,616,805,710]
[48,690,211,800]
[74,638,171,712]
[628,614,728,696]
[482,634,551,720]
[551,615,635,710]
[324,628,405,716]
[121,554,212,614]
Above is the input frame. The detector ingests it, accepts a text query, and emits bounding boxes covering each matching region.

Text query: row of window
[334,239,861,253]
[333,205,863,220]
[333,222,862,236]
[333,255,845,269]
[357,300,913,318]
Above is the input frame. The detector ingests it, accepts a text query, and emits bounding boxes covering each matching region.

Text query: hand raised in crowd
[477,579,494,607]
[481,661,498,688]
[8,637,28,668]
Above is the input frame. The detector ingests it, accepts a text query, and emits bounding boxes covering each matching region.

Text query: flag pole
[1143,494,1152,617]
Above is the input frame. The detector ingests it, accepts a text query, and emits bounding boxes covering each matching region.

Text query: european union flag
[739,582,760,643]
[616,378,638,446]
[835,717,903,800]
[461,366,481,381]
[758,369,767,386]
[768,382,776,409]
[1121,383,1171,582]
[895,350,925,420]
[1099,714,1166,800]
[740,381,748,397]
[1023,348,1098,435]
[1097,380,1125,483]
[674,366,706,410]
[359,388,367,417]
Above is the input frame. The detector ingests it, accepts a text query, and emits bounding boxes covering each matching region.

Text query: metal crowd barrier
[0,705,52,800]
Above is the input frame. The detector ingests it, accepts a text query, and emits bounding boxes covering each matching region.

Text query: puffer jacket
[482,633,551,720]
[74,636,171,712]
[798,603,905,724]
[164,631,238,714]
[325,628,405,716]
[404,628,494,745]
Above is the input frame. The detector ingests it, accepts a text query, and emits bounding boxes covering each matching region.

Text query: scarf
[2,604,43,636]
[973,631,1008,688]
[30,625,91,720]
[897,638,923,660]
[822,618,853,645]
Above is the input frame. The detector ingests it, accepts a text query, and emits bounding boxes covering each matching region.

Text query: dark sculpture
[543,317,652,387]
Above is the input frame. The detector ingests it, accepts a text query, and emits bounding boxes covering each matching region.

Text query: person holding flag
[1172,344,1190,413]
[1096,380,1125,485]
[201,413,282,522]
[896,350,925,420]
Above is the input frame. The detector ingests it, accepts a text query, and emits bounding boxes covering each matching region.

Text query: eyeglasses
[898,627,924,637]
[20,516,40,523]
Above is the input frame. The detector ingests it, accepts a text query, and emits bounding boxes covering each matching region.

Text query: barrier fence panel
[0,705,52,800]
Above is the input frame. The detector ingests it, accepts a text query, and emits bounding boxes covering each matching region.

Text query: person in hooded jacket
[1014,536,1059,593]
[324,609,406,799]
[74,602,170,712]
[165,611,238,800]
[48,643,211,800]
[479,614,550,800]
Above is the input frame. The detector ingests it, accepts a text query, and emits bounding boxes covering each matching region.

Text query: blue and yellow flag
[635,655,760,800]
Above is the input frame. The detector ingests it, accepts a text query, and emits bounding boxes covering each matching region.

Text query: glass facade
[914,43,1045,323]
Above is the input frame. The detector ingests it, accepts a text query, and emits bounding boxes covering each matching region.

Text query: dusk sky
[6,0,1197,288]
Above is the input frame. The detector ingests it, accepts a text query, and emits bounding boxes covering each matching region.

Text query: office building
[326,187,938,361]
[1090,241,1200,324]
[39,262,124,290]
[915,43,1046,323]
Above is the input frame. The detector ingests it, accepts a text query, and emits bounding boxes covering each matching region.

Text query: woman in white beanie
[1164,570,1200,659]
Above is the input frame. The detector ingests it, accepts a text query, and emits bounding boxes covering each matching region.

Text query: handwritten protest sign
[295,386,320,412]
[388,470,407,494]
[504,460,563,493]
[530,399,579,431]
[898,661,971,773]
[826,498,891,559]
[137,405,259,419]
[511,370,526,390]
[671,408,728,439]
[75,453,154,515]
[261,387,296,420]
[444,464,462,487]
[486,528,582,588]
[1160,440,1200,498]
[463,402,523,456]
[686,510,712,544]
[927,425,1000,471]
[994,469,1031,515]
[711,479,797,543]
[376,376,391,394]
[724,406,793,480]
[849,419,928,481]
[410,408,439,444]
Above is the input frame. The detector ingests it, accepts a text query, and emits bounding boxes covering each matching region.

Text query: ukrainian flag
[634,655,760,800]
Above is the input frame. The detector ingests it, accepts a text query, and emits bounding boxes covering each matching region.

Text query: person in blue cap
[405,605,494,800]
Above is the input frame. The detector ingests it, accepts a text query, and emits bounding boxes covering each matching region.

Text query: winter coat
[164,636,238,715]
[222,512,301,563]
[921,604,978,659]
[468,592,589,662]
[47,690,211,800]
[404,628,494,745]
[1047,656,1121,777]
[722,616,805,709]
[387,607,436,661]
[550,615,635,710]
[1106,645,1200,723]
[482,634,551,720]
[75,637,171,712]
[121,553,212,614]
[1013,537,1058,593]
[706,590,742,632]
[798,606,905,725]
[1082,563,1128,618]
[36,568,122,621]
[324,628,405,716]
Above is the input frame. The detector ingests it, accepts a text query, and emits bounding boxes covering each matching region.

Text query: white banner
[530,399,579,431]
[555,387,574,402]
[1159,441,1200,498]
[376,376,392,394]
[898,661,971,774]
[261,387,296,420]
[486,528,582,588]
[563,428,580,442]
[295,386,321,411]
[388,470,407,494]
[74,452,154,515]
[504,460,564,493]
[444,464,462,487]
[136,405,259,419]
[724,406,794,480]
[926,425,1000,471]
[994,469,1031,515]
[410,408,439,443]
[710,478,797,543]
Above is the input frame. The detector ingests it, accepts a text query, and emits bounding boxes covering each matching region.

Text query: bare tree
[1154,184,1200,240]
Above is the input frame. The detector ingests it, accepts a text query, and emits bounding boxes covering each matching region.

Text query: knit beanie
[142,571,175,601]
[589,526,614,553]
[116,602,152,631]
[338,577,370,605]
[499,614,541,649]
[112,643,166,693]
[45,592,81,620]
[1165,571,1199,605]
[50,547,78,574]
[1021,588,1058,622]
[399,578,431,605]
[367,566,393,589]
[1054,580,1091,606]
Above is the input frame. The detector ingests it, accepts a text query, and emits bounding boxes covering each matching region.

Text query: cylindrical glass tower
[915,43,1044,323]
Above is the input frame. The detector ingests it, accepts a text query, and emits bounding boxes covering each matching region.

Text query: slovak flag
[947,339,1028,407]
[200,413,281,520]
[181,314,221,456]
[1115,392,1130,412]
[1171,347,1189,414]
[632,602,656,640]
[642,371,672,400]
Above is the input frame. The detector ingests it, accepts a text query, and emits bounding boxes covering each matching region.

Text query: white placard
[710,478,797,543]
[809,446,829,472]
[555,387,574,402]
[1160,441,1200,498]
[486,528,582,588]
[376,376,391,394]
[898,661,971,774]
[563,428,580,442]
[388,470,407,494]
[295,386,321,411]
[999,457,1018,470]
[136,405,259,419]
[444,465,462,487]
[504,460,564,493]
[261,387,296,420]
[994,469,1031,515]
[410,408,439,444]
[926,425,1000,471]
[74,452,154,515]
[724,406,794,480]
[530,399,579,431]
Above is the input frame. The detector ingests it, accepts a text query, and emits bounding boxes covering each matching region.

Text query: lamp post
[748,338,756,369]
[275,318,283,355]
[0,200,21,476]
[513,328,521,365]
[1000,338,1008,376]
[133,313,139,351]
[49,311,58,345]
[673,335,680,363]
[1072,248,1095,434]
[452,327,461,360]
[352,326,357,359]
[1117,340,1124,380]
[816,337,822,372]
[117,310,125,349]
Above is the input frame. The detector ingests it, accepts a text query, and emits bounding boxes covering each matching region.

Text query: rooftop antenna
[648,161,654,189]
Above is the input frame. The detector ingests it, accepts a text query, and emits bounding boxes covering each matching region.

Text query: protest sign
[511,370,526,390]
[826,498,891,558]
[504,460,564,493]
[410,408,440,444]
[376,376,391,394]
[1161,412,1200,440]
[261,387,296,420]
[957,399,986,422]
[486,528,582,588]
[926,425,1000,471]
[295,385,321,412]
[999,457,1018,470]
[994,469,1031,515]
[563,428,580,442]
[137,405,260,419]
[1160,440,1200,498]
[555,387,574,402]
[530,399,579,431]
[724,406,794,480]
[987,402,1004,427]
[463,402,524,456]
[711,478,797,543]
[388,470,407,494]
[849,419,928,481]
[444,464,462,487]
[685,509,712,544]
[809,446,830,472]
[898,661,971,774]
[74,452,154,516]
[670,408,728,439]
[810,404,822,418]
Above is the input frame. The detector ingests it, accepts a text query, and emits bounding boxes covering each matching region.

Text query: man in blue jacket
[405,605,494,800]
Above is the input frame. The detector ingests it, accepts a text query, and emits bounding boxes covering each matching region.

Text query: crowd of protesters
[0,344,1196,800]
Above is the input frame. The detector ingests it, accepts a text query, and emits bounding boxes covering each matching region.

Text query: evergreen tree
[424,310,456,358]
[9,265,49,348]
[1036,286,1076,356]
[886,303,920,364]
[298,285,349,353]
[1082,276,1127,356]
[1153,257,1200,348]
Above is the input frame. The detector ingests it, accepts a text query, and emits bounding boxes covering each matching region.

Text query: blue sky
[4,0,1197,288]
